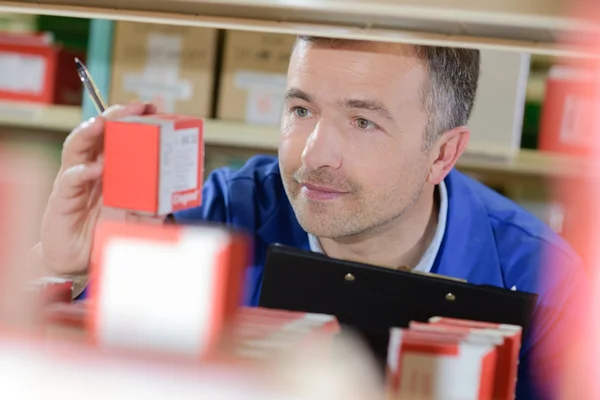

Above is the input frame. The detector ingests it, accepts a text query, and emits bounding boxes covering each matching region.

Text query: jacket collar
[257,169,504,286]
[432,169,504,285]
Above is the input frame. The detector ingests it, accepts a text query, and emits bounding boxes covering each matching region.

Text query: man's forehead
[293,37,418,57]
[288,38,427,91]
[286,39,428,114]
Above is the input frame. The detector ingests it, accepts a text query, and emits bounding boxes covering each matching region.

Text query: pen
[74,57,107,114]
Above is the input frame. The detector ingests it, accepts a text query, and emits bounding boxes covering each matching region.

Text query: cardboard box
[110,21,217,117]
[103,114,204,215]
[89,220,249,357]
[217,30,295,126]
[465,49,530,160]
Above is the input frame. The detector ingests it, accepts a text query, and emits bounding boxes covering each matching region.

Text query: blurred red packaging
[387,327,498,400]
[0,146,56,327]
[222,307,340,364]
[88,220,249,357]
[423,317,522,400]
[538,65,595,156]
[0,32,85,105]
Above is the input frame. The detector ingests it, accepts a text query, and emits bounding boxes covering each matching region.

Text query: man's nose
[300,119,343,171]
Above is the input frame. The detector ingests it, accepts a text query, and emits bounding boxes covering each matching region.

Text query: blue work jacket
[172,155,587,400]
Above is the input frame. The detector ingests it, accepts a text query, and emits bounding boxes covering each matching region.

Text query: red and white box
[233,307,340,346]
[538,65,595,156]
[387,328,498,400]
[223,307,340,363]
[0,32,86,105]
[103,114,204,215]
[88,220,249,357]
[27,277,73,306]
[234,307,340,337]
[427,317,522,400]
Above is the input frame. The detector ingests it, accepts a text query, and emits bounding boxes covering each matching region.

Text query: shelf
[456,149,585,179]
[204,119,280,150]
[0,0,596,57]
[0,102,81,132]
[0,104,586,179]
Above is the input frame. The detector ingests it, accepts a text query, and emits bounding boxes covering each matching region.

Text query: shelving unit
[0,0,596,57]
[0,101,81,132]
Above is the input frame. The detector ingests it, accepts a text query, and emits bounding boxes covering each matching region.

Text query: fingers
[103,101,156,120]
[55,162,103,200]
[62,101,157,169]
[61,116,104,169]
[150,96,165,113]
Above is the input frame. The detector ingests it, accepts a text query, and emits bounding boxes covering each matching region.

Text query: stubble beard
[283,175,425,240]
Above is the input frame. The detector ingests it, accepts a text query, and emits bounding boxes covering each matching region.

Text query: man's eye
[292,107,310,118]
[355,118,377,130]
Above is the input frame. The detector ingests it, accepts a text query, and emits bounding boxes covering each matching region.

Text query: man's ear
[426,126,470,185]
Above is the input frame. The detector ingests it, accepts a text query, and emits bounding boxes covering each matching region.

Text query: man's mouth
[300,182,348,201]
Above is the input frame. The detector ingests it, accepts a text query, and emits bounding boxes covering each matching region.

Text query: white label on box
[234,71,287,125]
[96,228,229,356]
[559,94,590,146]
[158,124,200,215]
[123,33,192,113]
[0,52,46,94]
[397,344,494,400]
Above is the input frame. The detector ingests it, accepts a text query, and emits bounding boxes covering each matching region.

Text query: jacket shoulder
[457,172,581,287]
[455,174,589,399]
[226,154,282,184]
[173,155,284,226]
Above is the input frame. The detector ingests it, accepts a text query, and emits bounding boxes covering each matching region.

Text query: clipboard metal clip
[395,265,468,283]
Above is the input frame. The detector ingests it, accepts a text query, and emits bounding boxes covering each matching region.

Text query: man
[32,36,586,398]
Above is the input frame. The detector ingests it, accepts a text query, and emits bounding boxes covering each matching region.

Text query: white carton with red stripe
[428,316,522,400]
[225,307,340,362]
[88,221,248,357]
[387,328,498,400]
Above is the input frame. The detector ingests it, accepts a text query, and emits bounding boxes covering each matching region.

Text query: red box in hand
[103,114,204,215]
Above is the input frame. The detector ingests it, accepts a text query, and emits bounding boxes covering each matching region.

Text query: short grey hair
[295,36,480,148]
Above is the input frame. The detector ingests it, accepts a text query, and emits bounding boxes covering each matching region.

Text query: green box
[36,15,90,51]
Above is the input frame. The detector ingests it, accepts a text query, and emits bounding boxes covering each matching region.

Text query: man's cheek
[279,137,305,171]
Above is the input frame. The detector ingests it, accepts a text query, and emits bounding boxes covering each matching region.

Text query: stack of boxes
[386,318,522,400]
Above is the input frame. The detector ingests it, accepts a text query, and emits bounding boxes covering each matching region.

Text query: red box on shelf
[538,66,595,157]
[0,32,85,105]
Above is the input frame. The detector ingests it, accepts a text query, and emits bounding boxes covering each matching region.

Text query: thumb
[151,96,166,113]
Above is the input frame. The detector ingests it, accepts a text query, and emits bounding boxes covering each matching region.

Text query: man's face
[279,40,433,239]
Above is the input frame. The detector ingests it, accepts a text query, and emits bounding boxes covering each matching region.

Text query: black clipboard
[259,244,538,369]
